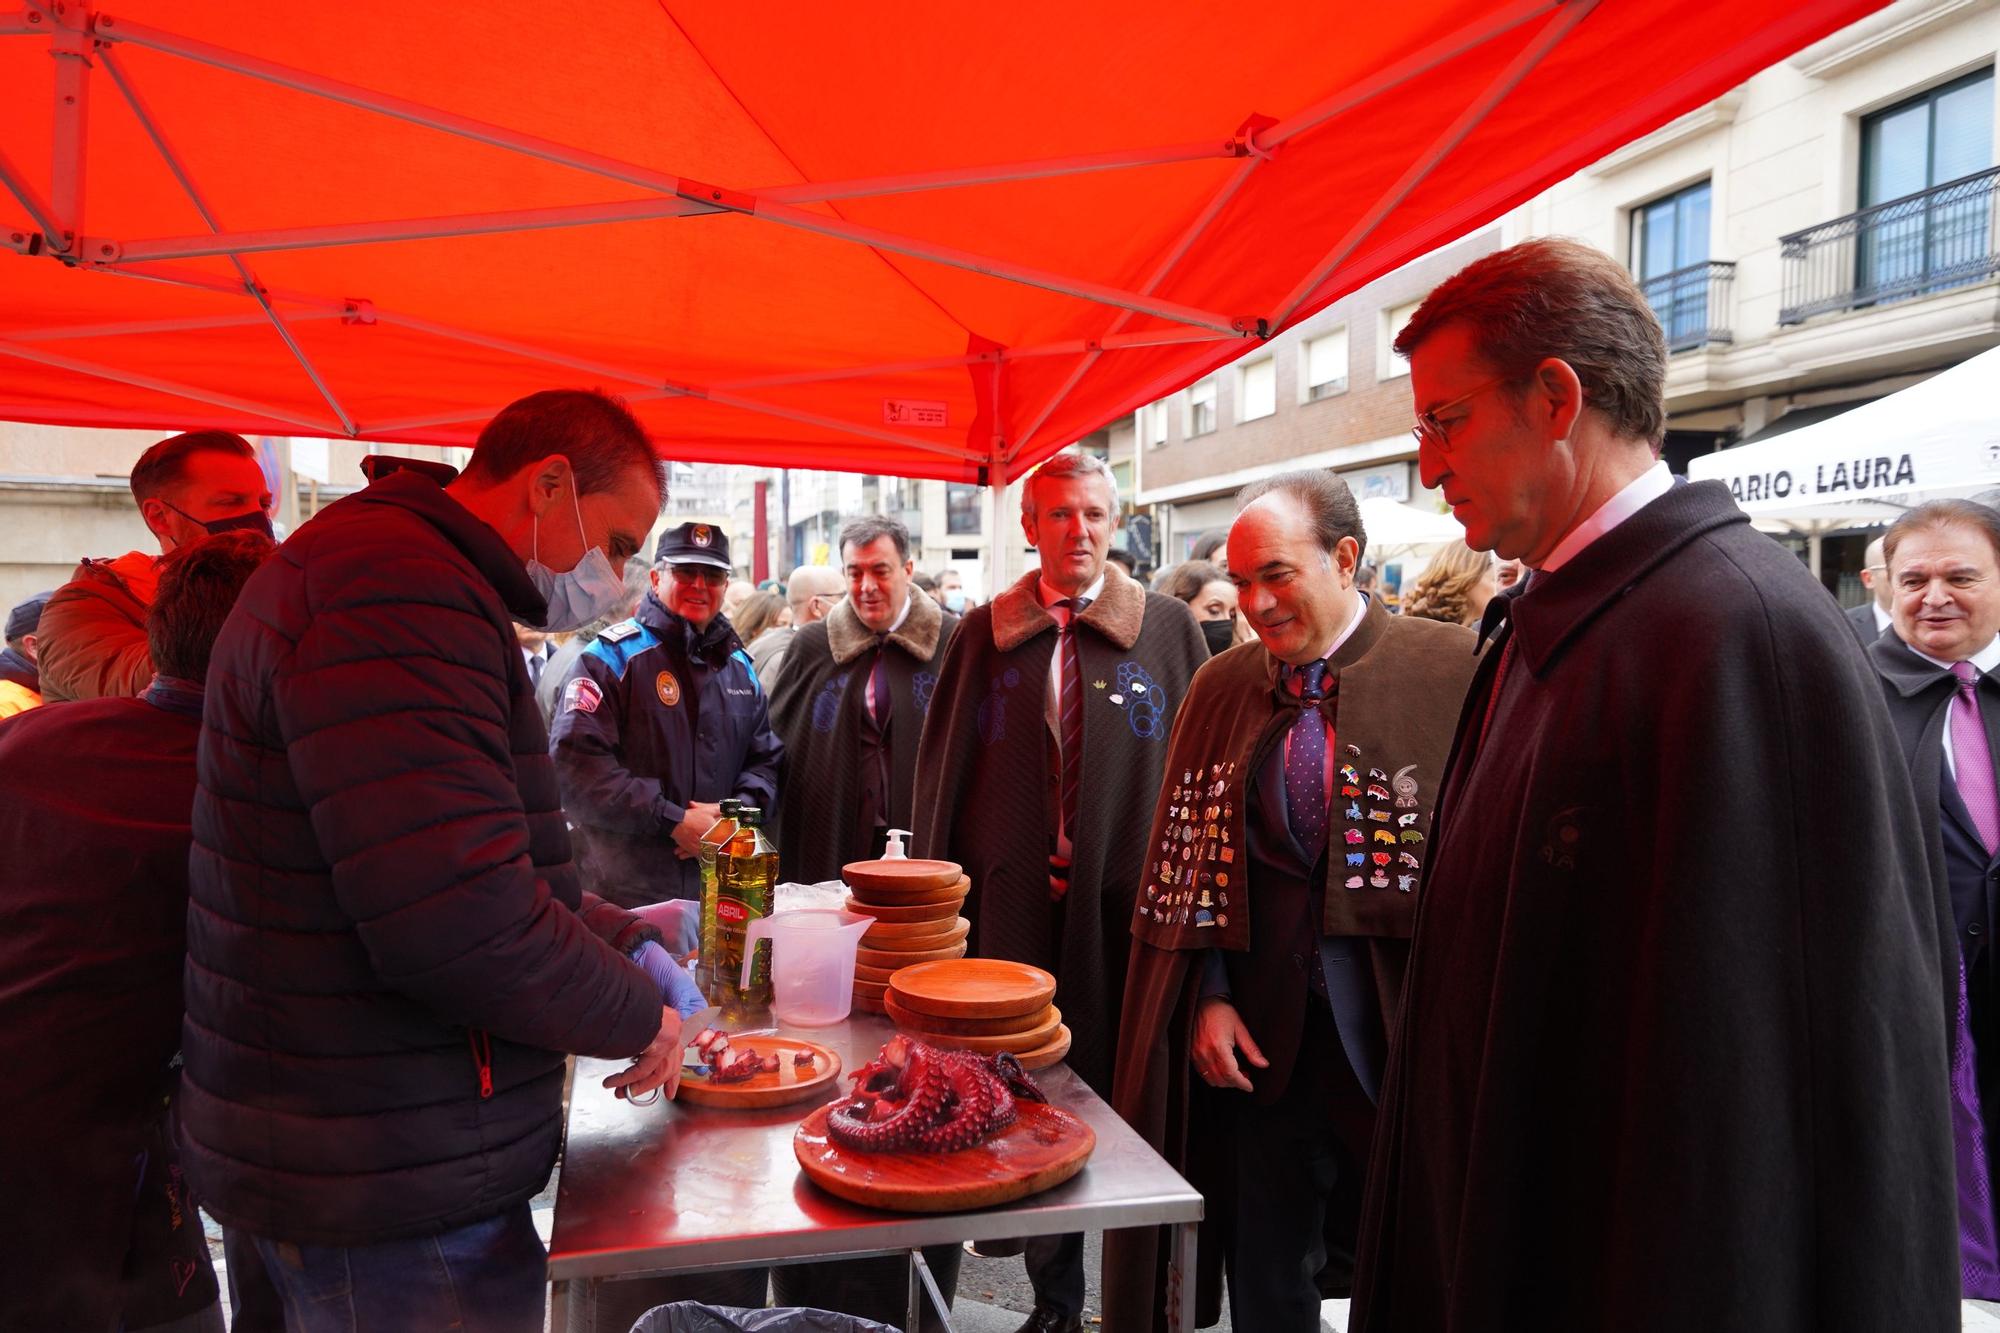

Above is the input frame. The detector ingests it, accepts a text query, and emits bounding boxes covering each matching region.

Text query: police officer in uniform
[552,521,782,907]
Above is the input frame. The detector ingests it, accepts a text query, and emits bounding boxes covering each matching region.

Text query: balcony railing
[1779,166,2000,324]
[1639,260,1735,351]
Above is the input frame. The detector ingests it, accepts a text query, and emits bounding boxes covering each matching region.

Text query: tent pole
[1256,0,1560,150]
[1268,0,1601,331]
[99,45,357,436]
[46,1,91,253]
[0,335,344,434]
[1809,535,1824,580]
[1011,150,1269,462]
[0,141,62,241]
[4,310,343,341]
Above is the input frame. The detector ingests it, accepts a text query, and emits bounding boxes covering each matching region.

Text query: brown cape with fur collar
[1103,596,1479,1329]
[770,586,957,883]
[912,565,1207,1094]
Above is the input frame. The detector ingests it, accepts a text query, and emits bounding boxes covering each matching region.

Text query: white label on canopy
[882,399,949,428]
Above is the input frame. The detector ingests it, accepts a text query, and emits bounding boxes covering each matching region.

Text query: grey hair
[838,515,912,562]
[1022,451,1121,520]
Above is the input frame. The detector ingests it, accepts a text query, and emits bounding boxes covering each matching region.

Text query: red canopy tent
[1,0,1881,484]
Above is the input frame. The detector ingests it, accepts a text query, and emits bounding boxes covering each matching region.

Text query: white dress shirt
[1536,460,1674,575]
[1873,602,1892,634]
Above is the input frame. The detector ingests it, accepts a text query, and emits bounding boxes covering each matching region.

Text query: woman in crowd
[1160,558,1244,656]
[732,589,789,645]
[1400,540,1497,627]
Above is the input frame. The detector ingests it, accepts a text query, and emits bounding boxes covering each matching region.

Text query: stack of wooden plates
[885,959,1072,1072]
[842,855,969,1014]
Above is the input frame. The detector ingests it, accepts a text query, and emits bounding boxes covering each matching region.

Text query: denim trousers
[232,1203,545,1333]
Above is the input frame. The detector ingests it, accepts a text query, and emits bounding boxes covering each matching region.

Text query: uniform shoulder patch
[564,675,603,715]
[598,619,642,643]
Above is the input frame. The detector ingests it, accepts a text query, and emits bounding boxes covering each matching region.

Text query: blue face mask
[524,483,627,633]
[944,590,967,613]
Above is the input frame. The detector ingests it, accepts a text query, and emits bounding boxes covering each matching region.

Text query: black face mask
[1201,617,1236,656]
[164,500,275,541]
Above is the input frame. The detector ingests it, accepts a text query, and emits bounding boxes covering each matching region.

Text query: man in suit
[1848,534,1893,649]
[1867,498,2000,1297]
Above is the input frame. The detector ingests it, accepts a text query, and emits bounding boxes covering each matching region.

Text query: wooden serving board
[794,1100,1094,1213]
[1016,1024,1072,1072]
[901,1007,1064,1055]
[856,940,967,970]
[850,990,889,1016]
[846,875,973,906]
[862,915,971,946]
[889,958,1057,1020]
[843,858,964,893]
[884,996,1053,1037]
[843,894,964,924]
[675,1035,842,1109]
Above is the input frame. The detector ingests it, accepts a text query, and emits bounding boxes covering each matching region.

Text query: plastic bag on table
[774,879,849,915]
[629,1303,899,1333]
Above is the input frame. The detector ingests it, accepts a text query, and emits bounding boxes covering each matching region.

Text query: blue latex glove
[631,940,706,1019]
[629,898,702,960]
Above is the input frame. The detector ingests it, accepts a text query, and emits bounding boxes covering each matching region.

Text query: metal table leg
[551,1276,595,1333]
[1168,1219,1198,1333]
[906,1246,955,1333]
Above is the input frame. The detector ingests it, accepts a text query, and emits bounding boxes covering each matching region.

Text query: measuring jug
[740,908,874,1026]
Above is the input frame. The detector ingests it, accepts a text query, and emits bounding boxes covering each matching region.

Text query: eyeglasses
[668,565,729,586]
[1410,374,1514,454]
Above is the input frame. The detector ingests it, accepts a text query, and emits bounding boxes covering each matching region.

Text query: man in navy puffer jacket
[181,390,693,1331]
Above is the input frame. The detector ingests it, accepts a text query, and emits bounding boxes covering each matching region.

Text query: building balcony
[1641,260,1735,352]
[1779,166,2000,325]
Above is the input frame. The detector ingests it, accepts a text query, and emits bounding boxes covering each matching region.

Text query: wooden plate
[889,958,1057,1020]
[902,1008,1064,1055]
[883,996,1054,1038]
[1015,1024,1072,1072]
[853,977,889,1000]
[843,894,964,924]
[854,962,905,984]
[850,990,889,1016]
[862,916,971,947]
[857,940,967,970]
[675,1035,842,1109]
[843,858,964,893]
[794,1100,1094,1213]
[846,875,973,906]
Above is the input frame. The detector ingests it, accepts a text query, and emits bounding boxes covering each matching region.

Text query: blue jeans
[233,1204,545,1333]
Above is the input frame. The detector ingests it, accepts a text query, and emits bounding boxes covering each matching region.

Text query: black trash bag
[630,1303,901,1333]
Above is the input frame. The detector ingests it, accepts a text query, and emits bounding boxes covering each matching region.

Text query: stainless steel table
[549,1012,1201,1332]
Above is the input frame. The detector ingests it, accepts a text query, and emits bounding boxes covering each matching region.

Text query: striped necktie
[1057,598,1091,841]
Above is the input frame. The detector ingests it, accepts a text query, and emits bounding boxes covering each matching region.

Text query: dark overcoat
[769,586,957,883]
[1354,480,1959,1332]
[912,565,1206,1094]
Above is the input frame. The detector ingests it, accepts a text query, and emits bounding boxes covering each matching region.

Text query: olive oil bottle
[716,805,778,1009]
[695,798,742,1004]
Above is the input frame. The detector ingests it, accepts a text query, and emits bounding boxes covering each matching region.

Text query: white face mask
[524,482,627,633]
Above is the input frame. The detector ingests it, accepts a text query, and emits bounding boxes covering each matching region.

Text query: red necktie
[1058,599,1087,841]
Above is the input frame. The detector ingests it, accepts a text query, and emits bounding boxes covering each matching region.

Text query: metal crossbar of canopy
[0,1,1883,483]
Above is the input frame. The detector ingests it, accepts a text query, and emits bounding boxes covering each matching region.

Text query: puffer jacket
[37,552,156,701]
[180,470,664,1246]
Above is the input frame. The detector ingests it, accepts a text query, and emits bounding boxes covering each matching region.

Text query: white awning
[1686,345,2000,533]
[1361,497,1466,554]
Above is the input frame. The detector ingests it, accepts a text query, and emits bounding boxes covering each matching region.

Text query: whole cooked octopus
[826,1034,1048,1153]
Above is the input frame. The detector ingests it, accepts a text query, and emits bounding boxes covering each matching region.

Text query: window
[1187,379,1217,437]
[1110,459,1134,494]
[1859,69,1995,299]
[1302,329,1348,401]
[1138,400,1169,449]
[1629,180,1713,348]
[1383,300,1422,378]
[1237,357,1276,422]
[945,483,981,535]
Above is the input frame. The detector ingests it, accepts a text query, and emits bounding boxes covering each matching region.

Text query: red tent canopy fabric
[0,1,1883,482]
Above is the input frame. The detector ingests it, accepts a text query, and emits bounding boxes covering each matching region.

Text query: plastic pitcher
[741,908,874,1027]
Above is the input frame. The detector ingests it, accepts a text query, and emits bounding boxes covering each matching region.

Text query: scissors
[622,1004,720,1107]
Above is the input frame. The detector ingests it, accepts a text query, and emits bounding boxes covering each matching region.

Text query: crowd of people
[1,235,1991,1333]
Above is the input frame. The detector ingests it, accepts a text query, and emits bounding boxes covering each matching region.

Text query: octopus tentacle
[824,1039,1053,1153]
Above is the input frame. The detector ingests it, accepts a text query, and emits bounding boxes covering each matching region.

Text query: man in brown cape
[1104,471,1477,1330]
[914,451,1205,1333]
[771,516,957,881]
[1356,238,1955,1330]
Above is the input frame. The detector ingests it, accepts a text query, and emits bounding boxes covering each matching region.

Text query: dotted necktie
[1283,659,1331,860]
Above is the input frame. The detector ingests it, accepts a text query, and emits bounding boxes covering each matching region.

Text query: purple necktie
[868,640,889,729]
[1283,660,1331,861]
[1952,956,2000,1296]
[1952,661,2000,856]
